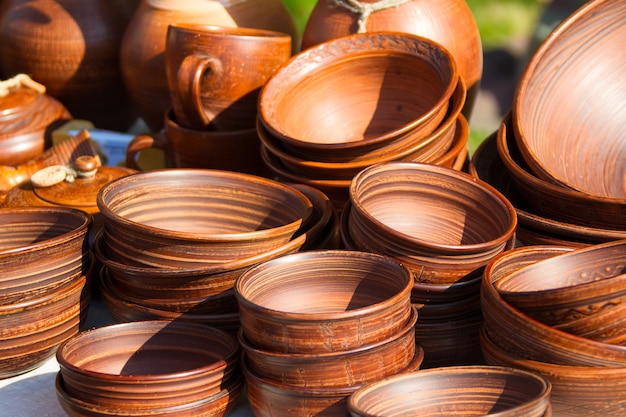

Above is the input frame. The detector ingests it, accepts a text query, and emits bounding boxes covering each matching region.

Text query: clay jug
[0,0,138,131]
[301,0,482,119]
[120,0,299,132]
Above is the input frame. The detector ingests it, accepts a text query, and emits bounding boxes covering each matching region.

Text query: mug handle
[175,54,223,129]
[125,130,167,170]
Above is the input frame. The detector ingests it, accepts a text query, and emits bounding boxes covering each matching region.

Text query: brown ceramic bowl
[258,32,458,162]
[97,169,313,268]
[512,0,626,199]
[0,273,90,379]
[56,320,241,408]
[234,249,414,354]
[243,344,425,417]
[0,207,91,305]
[482,245,626,366]
[481,326,626,416]
[347,365,552,417]
[494,240,626,329]
[498,113,626,231]
[56,372,243,417]
[470,125,626,246]
[348,162,517,283]
[240,306,417,387]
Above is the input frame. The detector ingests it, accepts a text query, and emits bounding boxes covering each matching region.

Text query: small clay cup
[166,24,291,131]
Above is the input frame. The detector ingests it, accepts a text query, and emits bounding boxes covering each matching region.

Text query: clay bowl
[240,306,417,387]
[234,249,414,354]
[498,113,626,231]
[0,273,90,379]
[243,344,425,417]
[482,245,626,366]
[0,207,91,305]
[348,162,517,283]
[56,321,241,408]
[258,31,458,163]
[347,365,552,417]
[258,78,466,170]
[56,372,243,417]
[480,326,626,416]
[512,0,626,199]
[96,169,313,268]
[470,126,626,247]
[494,240,626,329]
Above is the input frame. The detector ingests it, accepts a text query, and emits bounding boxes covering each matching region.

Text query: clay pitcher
[301,0,483,119]
[0,0,138,131]
[120,0,299,132]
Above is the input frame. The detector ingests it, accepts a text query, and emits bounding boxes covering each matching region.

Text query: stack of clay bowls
[481,241,626,415]
[258,31,469,211]
[55,320,243,417]
[472,0,626,246]
[0,206,92,379]
[341,161,517,368]
[94,168,339,334]
[348,365,552,417]
[234,250,424,417]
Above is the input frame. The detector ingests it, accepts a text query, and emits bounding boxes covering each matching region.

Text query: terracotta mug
[125,109,271,177]
[165,24,292,131]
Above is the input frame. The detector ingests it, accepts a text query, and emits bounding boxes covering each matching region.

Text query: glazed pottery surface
[347,365,552,417]
[234,250,414,354]
[301,0,482,118]
[166,24,291,131]
[120,0,298,131]
[513,0,626,198]
[0,0,137,130]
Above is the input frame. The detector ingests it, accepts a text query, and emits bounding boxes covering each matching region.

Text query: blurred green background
[279,0,550,153]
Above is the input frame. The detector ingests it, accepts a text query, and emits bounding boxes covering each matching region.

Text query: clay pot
[470,125,626,247]
[234,250,414,354]
[120,0,299,131]
[56,321,241,409]
[0,0,137,131]
[259,32,459,162]
[96,169,313,268]
[0,83,71,167]
[347,365,552,417]
[513,0,626,199]
[301,0,482,119]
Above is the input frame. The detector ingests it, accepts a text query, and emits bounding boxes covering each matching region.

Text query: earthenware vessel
[513,0,626,198]
[0,0,137,130]
[120,0,298,131]
[234,250,414,354]
[301,0,482,119]
[0,79,72,167]
[347,365,552,417]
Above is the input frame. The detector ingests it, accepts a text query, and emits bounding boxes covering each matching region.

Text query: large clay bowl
[55,371,243,417]
[243,345,425,417]
[0,274,90,379]
[234,250,414,354]
[494,240,626,329]
[0,207,91,305]
[482,245,626,366]
[481,326,626,416]
[97,169,312,267]
[56,321,240,408]
[240,306,417,387]
[498,113,626,231]
[258,32,458,162]
[348,162,517,283]
[470,126,626,246]
[347,365,552,417]
[258,79,466,170]
[512,0,626,198]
